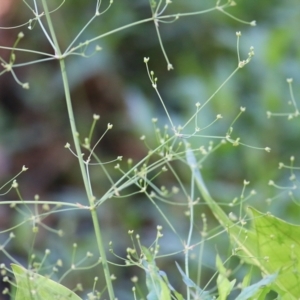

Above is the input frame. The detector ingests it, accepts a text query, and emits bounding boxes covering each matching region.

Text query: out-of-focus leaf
[249,208,300,298]
[241,266,252,289]
[215,255,236,300]
[159,270,184,300]
[142,246,183,300]
[12,264,82,300]
[175,261,213,300]
[235,272,277,300]
[185,142,300,298]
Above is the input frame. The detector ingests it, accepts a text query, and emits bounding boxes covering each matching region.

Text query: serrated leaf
[249,208,300,297]
[185,142,300,299]
[12,264,82,300]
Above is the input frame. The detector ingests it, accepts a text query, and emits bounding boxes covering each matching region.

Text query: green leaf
[235,272,277,300]
[175,262,213,300]
[141,247,172,300]
[241,266,253,289]
[185,142,300,299]
[254,286,272,300]
[215,255,236,300]
[249,208,300,298]
[12,264,82,300]
[159,271,184,300]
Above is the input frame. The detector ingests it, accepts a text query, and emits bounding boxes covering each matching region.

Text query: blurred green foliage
[0,0,300,299]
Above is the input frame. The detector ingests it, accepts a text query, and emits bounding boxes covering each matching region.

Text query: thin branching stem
[39,0,115,298]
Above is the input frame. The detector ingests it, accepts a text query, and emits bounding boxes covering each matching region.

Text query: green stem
[185,169,194,300]
[39,1,115,299]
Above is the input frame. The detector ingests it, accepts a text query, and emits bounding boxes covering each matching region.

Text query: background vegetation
[0,0,299,299]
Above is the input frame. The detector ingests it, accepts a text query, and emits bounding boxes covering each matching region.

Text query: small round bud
[86,251,93,257]
[229,212,238,221]
[12,180,18,188]
[167,63,173,70]
[56,259,63,267]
